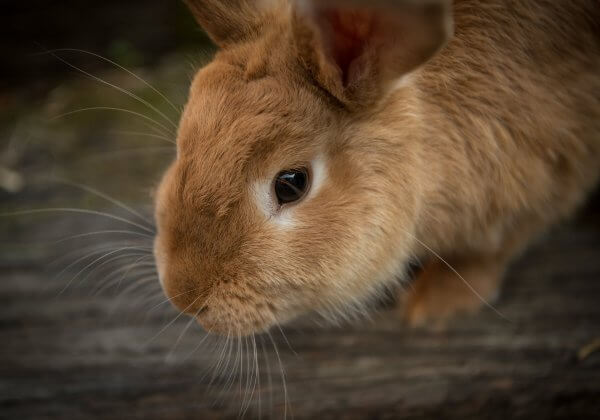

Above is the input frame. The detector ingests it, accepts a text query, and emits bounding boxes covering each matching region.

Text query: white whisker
[144,293,204,348]
[166,302,205,361]
[129,280,163,312]
[96,266,157,295]
[253,334,261,420]
[74,147,175,164]
[240,336,251,416]
[1,208,155,234]
[400,228,511,322]
[267,332,289,420]
[51,242,144,283]
[46,50,178,130]
[259,335,273,417]
[51,107,173,138]
[84,252,152,289]
[108,276,158,315]
[114,255,156,290]
[56,180,154,227]
[95,254,155,293]
[111,130,175,144]
[39,48,181,114]
[59,247,150,295]
[206,332,233,396]
[145,287,204,314]
[219,332,237,399]
[54,229,153,244]
[275,323,297,357]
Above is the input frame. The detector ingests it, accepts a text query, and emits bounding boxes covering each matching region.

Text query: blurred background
[1,1,599,419]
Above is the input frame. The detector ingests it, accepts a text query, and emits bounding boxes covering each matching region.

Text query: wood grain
[1,196,599,419]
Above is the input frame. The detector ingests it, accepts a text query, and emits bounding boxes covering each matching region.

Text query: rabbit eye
[274,167,310,205]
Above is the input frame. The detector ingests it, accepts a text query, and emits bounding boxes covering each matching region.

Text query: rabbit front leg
[400,211,549,326]
[400,254,508,327]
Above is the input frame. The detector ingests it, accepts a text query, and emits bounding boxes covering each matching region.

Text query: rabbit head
[153,0,452,334]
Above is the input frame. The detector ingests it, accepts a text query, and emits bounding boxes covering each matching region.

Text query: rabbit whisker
[400,228,511,322]
[51,107,173,138]
[54,229,153,244]
[38,48,181,114]
[56,179,155,227]
[60,247,150,295]
[0,207,155,234]
[145,286,205,314]
[74,146,175,164]
[166,302,205,361]
[51,242,147,285]
[110,130,175,144]
[267,331,289,420]
[45,50,178,130]
[144,293,205,348]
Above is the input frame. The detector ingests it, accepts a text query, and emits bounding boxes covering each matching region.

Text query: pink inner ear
[319,8,375,86]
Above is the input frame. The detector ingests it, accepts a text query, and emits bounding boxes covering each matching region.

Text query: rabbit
[153,0,600,335]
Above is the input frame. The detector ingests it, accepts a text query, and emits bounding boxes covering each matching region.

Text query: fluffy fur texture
[153,0,600,334]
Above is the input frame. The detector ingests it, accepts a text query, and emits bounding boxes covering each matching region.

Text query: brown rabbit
[153,0,600,334]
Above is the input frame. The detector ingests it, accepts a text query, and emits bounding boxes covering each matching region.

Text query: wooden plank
[2,199,600,419]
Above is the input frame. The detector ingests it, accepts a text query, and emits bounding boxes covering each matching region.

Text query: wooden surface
[2,195,600,420]
[5,1,596,418]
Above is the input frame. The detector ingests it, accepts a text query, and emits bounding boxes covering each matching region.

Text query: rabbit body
[153,0,600,333]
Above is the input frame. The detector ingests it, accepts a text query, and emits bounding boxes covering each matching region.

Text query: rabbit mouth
[194,301,279,336]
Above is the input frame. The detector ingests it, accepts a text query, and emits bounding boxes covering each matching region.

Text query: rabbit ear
[293,0,452,107]
[185,0,278,46]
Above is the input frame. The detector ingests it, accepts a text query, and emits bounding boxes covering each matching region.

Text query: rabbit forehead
[179,60,327,154]
[173,61,331,215]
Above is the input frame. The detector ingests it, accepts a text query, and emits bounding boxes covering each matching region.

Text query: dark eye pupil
[274,168,309,205]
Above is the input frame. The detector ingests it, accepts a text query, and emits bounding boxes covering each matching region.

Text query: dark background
[1,2,599,419]
[2,0,210,98]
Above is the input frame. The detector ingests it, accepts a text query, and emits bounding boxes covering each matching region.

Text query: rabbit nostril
[196,306,209,315]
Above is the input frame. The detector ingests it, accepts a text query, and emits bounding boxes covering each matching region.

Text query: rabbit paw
[401,257,504,327]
